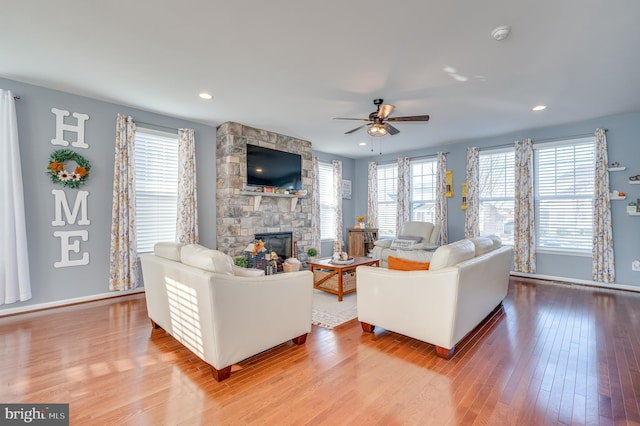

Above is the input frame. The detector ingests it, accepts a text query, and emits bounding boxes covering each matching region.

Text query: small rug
[311,289,357,329]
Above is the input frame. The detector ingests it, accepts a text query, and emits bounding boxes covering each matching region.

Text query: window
[134,128,179,254]
[534,137,595,254]
[377,163,398,237]
[479,149,515,244]
[410,159,437,223]
[318,162,336,240]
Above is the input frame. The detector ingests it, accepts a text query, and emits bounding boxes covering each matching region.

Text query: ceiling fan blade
[387,115,430,122]
[384,123,400,135]
[377,104,395,119]
[334,117,371,121]
[344,124,369,134]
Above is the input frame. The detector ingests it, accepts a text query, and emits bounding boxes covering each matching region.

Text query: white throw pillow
[390,236,423,250]
[154,242,184,261]
[180,244,234,275]
[429,240,475,270]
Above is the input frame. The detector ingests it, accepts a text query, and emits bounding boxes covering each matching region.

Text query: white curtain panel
[593,128,615,282]
[310,156,321,251]
[513,138,536,273]
[109,114,138,291]
[465,147,480,238]
[396,157,410,234]
[367,162,378,229]
[332,160,343,251]
[435,152,448,245]
[0,89,32,305]
[176,128,198,244]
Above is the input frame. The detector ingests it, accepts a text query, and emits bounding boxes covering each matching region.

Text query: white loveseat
[140,242,313,381]
[371,221,441,268]
[357,236,513,359]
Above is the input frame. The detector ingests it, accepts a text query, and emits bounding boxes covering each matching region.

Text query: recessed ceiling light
[199,92,213,100]
[359,142,367,146]
[532,105,547,111]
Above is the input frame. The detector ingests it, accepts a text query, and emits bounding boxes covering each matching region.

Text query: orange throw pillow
[388,256,430,271]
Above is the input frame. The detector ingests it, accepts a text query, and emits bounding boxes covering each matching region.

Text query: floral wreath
[47,148,91,189]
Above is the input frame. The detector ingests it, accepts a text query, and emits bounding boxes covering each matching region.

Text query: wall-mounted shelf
[608,166,626,171]
[629,181,640,185]
[627,211,640,216]
[610,194,627,200]
[240,190,305,211]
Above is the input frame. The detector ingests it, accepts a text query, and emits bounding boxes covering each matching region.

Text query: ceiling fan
[334,98,430,137]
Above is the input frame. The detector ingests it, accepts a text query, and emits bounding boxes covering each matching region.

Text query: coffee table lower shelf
[308,257,379,301]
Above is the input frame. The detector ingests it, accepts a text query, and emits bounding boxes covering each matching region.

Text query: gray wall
[312,151,356,257]
[0,77,217,312]
[355,111,640,287]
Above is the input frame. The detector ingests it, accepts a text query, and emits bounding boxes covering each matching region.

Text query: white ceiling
[3,0,640,159]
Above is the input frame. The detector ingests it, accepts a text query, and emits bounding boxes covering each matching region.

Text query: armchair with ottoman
[357,236,513,359]
[370,221,441,267]
[140,242,313,381]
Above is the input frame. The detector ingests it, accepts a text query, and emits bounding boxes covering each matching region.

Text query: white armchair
[371,221,441,267]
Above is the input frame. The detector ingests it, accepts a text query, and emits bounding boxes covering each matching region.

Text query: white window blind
[410,159,437,223]
[534,138,595,254]
[479,149,515,244]
[135,128,179,254]
[377,163,398,237]
[318,162,336,240]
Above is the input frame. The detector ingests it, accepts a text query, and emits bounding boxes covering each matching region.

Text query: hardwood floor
[2,278,640,425]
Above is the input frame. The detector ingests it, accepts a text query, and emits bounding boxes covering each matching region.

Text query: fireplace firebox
[254,232,293,260]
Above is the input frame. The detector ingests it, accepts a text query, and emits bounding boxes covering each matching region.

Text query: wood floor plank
[3,278,640,425]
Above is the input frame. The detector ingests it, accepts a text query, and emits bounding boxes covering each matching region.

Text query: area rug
[311,289,358,329]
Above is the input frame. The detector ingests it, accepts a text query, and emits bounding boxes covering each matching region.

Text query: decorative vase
[359,222,365,229]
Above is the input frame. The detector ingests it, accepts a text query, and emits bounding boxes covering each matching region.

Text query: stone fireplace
[216,122,313,257]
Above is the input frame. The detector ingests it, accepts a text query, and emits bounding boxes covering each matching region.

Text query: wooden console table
[347,228,378,257]
[308,257,379,301]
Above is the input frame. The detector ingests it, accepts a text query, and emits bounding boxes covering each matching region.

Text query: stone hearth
[216,122,313,257]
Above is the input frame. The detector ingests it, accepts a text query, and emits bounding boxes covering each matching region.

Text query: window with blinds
[134,128,179,254]
[534,137,595,254]
[479,149,515,244]
[318,162,336,240]
[377,163,398,238]
[410,159,437,223]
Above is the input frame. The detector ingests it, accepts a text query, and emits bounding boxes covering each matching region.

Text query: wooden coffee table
[308,257,379,301]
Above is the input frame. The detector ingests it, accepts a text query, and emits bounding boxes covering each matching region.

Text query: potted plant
[307,247,318,262]
[234,256,249,268]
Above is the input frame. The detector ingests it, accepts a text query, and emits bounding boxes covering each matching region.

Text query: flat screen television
[246,144,302,190]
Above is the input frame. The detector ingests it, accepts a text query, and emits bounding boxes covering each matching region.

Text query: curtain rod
[480,129,607,151]
[409,151,450,161]
[135,120,179,132]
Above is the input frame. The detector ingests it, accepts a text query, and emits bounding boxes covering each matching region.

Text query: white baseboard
[510,271,640,293]
[0,287,145,317]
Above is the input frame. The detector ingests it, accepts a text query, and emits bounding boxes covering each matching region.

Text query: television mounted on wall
[246,144,302,190]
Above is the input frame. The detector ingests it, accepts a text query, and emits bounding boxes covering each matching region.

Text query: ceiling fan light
[367,124,387,137]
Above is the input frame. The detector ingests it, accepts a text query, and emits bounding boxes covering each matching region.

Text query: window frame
[533,136,595,256]
[409,158,437,224]
[318,161,336,241]
[134,127,179,255]
[478,147,515,245]
[376,163,398,238]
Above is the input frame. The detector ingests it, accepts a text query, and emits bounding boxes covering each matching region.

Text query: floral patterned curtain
[514,138,536,273]
[396,157,410,234]
[465,147,480,238]
[176,128,198,244]
[0,89,31,304]
[367,162,378,229]
[109,114,138,291]
[593,128,615,282]
[332,160,343,251]
[311,156,321,251]
[435,152,448,245]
